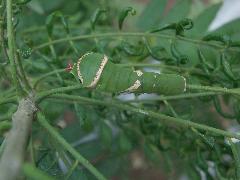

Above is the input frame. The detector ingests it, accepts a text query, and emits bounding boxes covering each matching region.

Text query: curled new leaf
[149,18,193,36]
[198,49,214,75]
[170,42,189,65]
[178,18,194,30]
[175,18,194,36]
[143,37,171,61]
[121,40,145,56]
[90,8,107,30]
[221,53,238,81]
[110,47,122,63]
[118,7,136,30]
[46,11,69,37]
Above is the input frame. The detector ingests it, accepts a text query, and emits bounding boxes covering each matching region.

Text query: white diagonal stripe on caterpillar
[124,80,141,92]
[77,52,93,83]
[88,54,108,88]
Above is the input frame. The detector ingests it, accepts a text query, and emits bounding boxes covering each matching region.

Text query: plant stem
[33,32,240,52]
[37,112,107,180]
[0,95,37,180]
[15,53,32,91]
[35,82,240,104]
[188,84,240,96]
[33,69,65,89]
[22,163,55,180]
[6,0,22,97]
[36,85,83,102]
[126,92,218,103]
[47,94,240,140]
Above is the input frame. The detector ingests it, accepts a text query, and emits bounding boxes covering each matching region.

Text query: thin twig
[187,84,240,96]
[47,94,240,140]
[36,85,83,102]
[33,32,240,52]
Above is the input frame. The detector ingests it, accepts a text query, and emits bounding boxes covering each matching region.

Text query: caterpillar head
[68,52,108,88]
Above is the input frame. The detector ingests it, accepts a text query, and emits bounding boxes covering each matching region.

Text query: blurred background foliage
[1,0,240,179]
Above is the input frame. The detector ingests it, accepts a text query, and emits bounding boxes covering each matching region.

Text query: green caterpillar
[68,52,186,95]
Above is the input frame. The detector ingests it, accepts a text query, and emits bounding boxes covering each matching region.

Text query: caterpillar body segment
[136,72,186,95]
[70,52,186,95]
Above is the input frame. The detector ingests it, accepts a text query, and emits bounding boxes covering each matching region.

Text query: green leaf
[118,132,132,152]
[16,0,31,5]
[100,121,112,147]
[212,18,240,38]
[228,139,240,179]
[143,143,158,162]
[153,0,192,64]
[221,53,238,81]
[187,164,201,180]
[197,49,214,75]
[159,0,191,26]
[137,0,167,30]
[192,128,215,148]
[28,0,65,14]
[74,103,87,128]
[27,0,45,14]
[187,3,222,37]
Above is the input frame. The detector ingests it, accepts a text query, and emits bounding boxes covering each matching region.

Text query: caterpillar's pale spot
[88,55,108,88]
[180,75,187,92]
[134,70,143,77]
[153,84,156,88]
[124,80,141,92]
[154,75,157,78]
[77,52,93,83]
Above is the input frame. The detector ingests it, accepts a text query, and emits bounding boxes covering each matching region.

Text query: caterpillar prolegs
[68,52,186,95]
